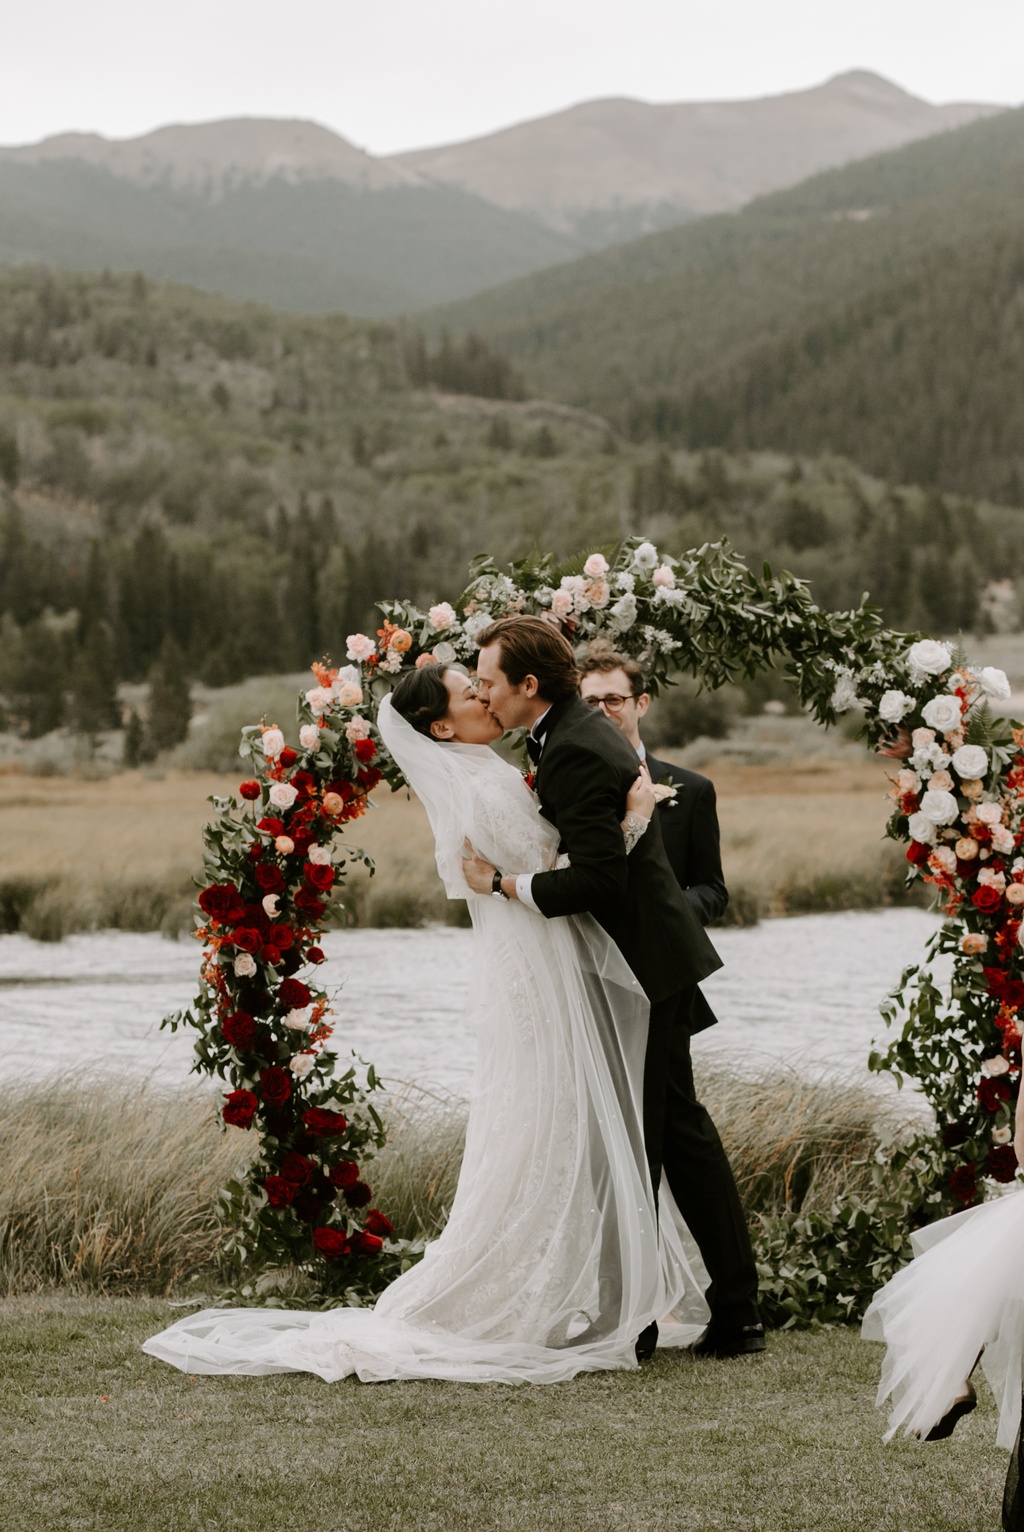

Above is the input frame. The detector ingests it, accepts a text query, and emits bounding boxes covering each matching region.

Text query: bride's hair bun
[392,663,451,737]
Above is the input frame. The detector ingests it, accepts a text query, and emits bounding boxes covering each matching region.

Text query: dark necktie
[526,733,543,765]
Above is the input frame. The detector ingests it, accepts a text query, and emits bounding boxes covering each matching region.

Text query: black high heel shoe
[924,1382,978,1441]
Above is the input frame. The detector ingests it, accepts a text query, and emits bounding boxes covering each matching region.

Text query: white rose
[975,802,1003,826]
[305,687,332,716]
[982,1055,1011,1078]
[233,953,257,978]
[550,590,573,618]
[335,683,363,707]
[299,724,321,750]
[432,642,456,664]
[283,1008,311,1031]
[977,666,1011,700]
[308,845,332,866]
[978,867,1007,890]
[633,542,658,570]
[429,602,457,630]
[993,825,1015,854]
[951,744,988,780]
[261,894,280,917]
[907,639,952,677]
[463,610,495,640]
[919,789,959,826]
[268,782,298,809]
[878,690,914,724]
[652,565,676,589]
[921,694,962,733]
[289,1052,316,1078]
[583,553,609,579]
[345,717,371,743]
[610,594,638,632]
[831,675,860,714]
[993,1126,1013,1144]
[346,634,376,663]
[260,727,285,758]
[907,812,937,844]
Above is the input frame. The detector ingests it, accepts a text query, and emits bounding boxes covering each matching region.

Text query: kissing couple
[145,617,762,1384]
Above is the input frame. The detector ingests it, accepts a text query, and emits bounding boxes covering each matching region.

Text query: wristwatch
[491,870,509,900]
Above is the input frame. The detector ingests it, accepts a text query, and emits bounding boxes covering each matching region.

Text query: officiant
[577,642,763,1358]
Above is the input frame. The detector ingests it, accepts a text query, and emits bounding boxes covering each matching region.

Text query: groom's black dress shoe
[691,1322,766,1359]
[635,1321,659,1362]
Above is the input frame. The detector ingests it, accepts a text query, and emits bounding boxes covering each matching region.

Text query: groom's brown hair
[475,616,579,702]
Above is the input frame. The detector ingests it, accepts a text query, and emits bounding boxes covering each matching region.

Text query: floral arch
[168,537,1024,1307]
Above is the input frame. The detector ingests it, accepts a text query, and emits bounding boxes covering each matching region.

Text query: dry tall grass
[0,1071,920,1294]
[0,751,923,936]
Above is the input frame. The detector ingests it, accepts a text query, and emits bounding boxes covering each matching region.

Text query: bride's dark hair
[391,663,452,737]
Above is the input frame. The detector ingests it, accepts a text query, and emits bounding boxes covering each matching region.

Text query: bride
[144,663,708,1385]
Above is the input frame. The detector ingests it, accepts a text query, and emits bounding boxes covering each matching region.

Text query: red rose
[222,1088,258,1128]
[906,841,930,866]
[949,1164,979,1204]
[985,967,1008,997]
[354,738,377,762]
[349,1231,383,1256]
[294,887,324,915]
[279,978,311,1010]
[978,1076,1012,1112]
[1005,980,1024,1010]
[306,946,326,964]
[313,1226,350,1260]
[306,863,335,892]
[265,1175,296,1207]
[280,1151,314,1185]
[293,1189,322,1221]
[260,1065,292,1106]
[255,864,285,893]
[364,1208,394,1237]
[239,780,261,800]
[988,1144,1019,1183]
[290,830,315,855]
[357,766,382,791]
[198,883,243,921]
[344,1179,372,1209]
[257,817,284,836]
[291,771,315,798]
[304,1107,348,1136]
[261,944,282,967]
[329,1159,359,1188]
[279,746,299,767]
[972,885,1002,912]
[232,926,261,953]
[222,1011,257,1049]
[268,924,293,950]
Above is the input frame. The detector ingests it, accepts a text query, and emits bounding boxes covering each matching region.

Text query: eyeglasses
[583,693,637,713]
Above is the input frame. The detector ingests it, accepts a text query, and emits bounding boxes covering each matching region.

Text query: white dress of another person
[863,1188,1024,1447]
[143,694,709,1385]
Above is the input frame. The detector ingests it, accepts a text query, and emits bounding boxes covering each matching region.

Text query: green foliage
[145,636,191,754]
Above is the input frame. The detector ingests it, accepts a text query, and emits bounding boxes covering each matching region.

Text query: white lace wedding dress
[143,696,708,1385]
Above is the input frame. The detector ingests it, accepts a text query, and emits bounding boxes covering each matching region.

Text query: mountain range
[0,72,1001,315]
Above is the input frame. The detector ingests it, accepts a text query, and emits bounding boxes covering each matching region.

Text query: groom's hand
[461,840,518,900]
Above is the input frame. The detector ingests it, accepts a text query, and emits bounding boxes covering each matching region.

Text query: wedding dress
[144,695,708,1385]
[863,1188,1024,1446]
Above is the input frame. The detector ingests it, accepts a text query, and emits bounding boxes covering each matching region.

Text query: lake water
[0,908,945,1094]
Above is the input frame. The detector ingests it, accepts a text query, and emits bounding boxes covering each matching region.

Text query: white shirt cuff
[516,874,540,911]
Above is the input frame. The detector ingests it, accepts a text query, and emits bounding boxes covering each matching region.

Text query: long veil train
[144,696,707,1384]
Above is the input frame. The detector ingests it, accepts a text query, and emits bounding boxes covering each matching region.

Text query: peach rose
[336,683,363,707]
[911,727,936,749]
[1007,883,1024,906]
[274,835,295,855]
[388,629,413,652]
[928,770,954,793]
[961,779,985,800]
[896,770,921,794]
[955,837,980,860]
[322,792,344,817]
[960,932,988,955]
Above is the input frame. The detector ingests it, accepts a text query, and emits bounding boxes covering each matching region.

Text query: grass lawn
[2,1297,1007,1532]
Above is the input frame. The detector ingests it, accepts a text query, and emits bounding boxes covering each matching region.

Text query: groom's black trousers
[643,987,760,1331]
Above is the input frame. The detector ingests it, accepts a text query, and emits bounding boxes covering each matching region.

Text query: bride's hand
[625,763,656,821]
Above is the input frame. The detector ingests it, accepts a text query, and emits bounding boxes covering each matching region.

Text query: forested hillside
[2,264,1024,739]
[430,106,1024,503]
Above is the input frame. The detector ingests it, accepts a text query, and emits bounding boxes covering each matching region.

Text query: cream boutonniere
[652,780,678,807]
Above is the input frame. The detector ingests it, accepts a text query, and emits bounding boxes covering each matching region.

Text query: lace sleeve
[555,813,650,869]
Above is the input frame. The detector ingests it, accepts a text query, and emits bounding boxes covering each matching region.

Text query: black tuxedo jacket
[644,752,728,1034]
[528,697,722,1006]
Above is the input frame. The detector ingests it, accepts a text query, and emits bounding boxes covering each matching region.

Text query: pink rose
[587,579,610,608]
[911,728,936,749]
[550,590,573,618]
[345,717,371,742]
[927,770,954,793]
[652,565,676,589]
[346,634,377,664]
[975,803,1003,826]
[583,553,609,579]
[428,602,457,630]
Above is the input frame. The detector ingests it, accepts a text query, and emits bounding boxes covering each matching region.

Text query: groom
[463,616,762,1359]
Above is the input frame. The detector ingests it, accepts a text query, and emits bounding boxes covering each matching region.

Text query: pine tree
[123,707,146,768]
[69,620,120,736]
[145,636,191,754]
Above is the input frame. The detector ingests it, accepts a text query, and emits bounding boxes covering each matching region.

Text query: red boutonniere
[523,771,536,792]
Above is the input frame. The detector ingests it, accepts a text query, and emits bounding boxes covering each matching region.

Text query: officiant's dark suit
[528,698,760,1338]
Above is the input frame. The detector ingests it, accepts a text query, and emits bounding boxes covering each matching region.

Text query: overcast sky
[4,0,1022,155]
